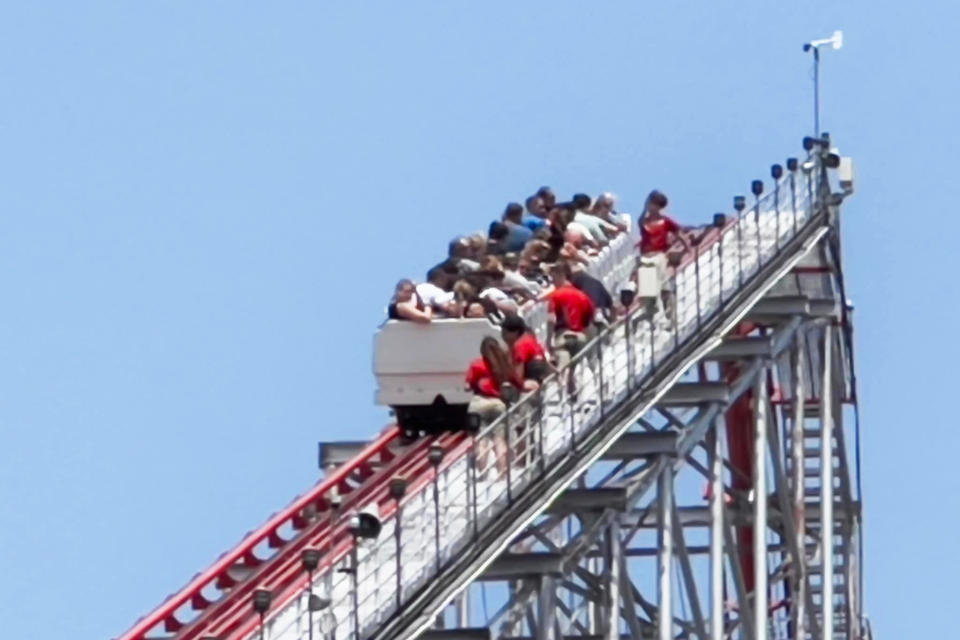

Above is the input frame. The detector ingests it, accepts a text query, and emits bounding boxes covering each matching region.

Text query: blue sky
[0,3,954,638]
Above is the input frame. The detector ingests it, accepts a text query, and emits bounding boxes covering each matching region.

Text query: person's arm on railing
[395,300,433,323]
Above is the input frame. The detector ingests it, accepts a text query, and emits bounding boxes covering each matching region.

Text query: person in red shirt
[637,190,691,322]
[465,336,517,475]
[500,314,553,385]
[639,190,687,254]
[543,262,597,370]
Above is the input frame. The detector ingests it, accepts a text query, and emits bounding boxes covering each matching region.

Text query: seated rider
[388,279,432,323]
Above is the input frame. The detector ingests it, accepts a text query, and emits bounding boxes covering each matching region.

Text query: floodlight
[301,548,321,573]
[252,588,272,615]
[349,504,382,540]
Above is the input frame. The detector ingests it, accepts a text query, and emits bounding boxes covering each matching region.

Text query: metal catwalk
[118,137,865,640]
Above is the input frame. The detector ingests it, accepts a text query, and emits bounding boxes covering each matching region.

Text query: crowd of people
[387,187,695,468]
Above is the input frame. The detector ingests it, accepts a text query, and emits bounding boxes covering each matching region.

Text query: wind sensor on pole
[803,30,843,137]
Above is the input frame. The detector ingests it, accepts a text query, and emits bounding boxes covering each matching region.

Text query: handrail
[182,432,468,640]
[270,150,826,640]
[116,426,402,640]
[118,147,830,640]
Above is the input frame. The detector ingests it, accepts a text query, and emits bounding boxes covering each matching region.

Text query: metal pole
[538,576,557,640]
[820,326,835,640]
[657,466,673,640]
[814,47,820,137]
[709,424,725,640]
[458,590,470,628]
[308,571,315,640]
[753,371,769,640]
[791,334,807,640]
[607,520,622,640]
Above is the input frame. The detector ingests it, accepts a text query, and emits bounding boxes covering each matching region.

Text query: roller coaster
[116,135,867,640]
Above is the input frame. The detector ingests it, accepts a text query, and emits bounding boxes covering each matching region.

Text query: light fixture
[252,588,272,614]
[349,504,382,540]
[301,548,321,573]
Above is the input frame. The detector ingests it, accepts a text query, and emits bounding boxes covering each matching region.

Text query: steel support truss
[426,233,863,640]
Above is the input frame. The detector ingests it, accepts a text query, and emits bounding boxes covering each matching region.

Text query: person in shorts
[637,190,691,321]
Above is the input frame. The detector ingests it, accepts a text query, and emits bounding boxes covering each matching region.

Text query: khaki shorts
[639,252,672,292]
[467,395,506,426]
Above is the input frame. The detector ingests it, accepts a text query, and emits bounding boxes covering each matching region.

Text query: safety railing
[526,213,635,344]
[252,153,829,640]
[114,427,406,640]
[122,217,638,640]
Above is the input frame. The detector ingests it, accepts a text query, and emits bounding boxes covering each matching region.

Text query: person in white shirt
[500,253,542,297]
[572,193,620,242]
[416,268,460,317]
[591,192,628,233]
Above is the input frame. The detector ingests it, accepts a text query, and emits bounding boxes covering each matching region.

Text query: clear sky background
[0,3,954,639]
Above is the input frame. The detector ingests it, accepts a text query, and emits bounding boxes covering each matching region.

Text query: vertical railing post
[787,158,799,237]
[713,213,726,305]
[771,164,783,252]
[625,314,634,391]
[597,338,605,419]
[733,196,746,287]
[536,388,546,475]
[648,315,657,374]
[388,478,407,615]
[667,252,680,349]
[751,179,764,268]
[428,445,444,572]
[350,546,360,640]
[692,236,702,329]
[468,441,480,540]
[504,406,514,502]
